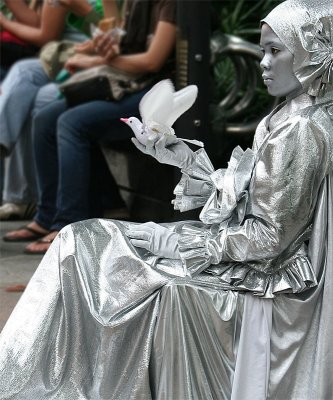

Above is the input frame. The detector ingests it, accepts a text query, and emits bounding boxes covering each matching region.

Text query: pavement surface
[0,220,43,332]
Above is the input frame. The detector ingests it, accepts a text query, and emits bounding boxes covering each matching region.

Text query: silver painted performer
[0,0,332,399]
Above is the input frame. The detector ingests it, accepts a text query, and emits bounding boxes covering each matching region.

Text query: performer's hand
[132,134,195,170]
[126,222,180,259]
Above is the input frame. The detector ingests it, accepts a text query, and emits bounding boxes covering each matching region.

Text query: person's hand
[75,40,95,55]
[93,32,119,61]
[58,0,92,16]
[64,53,104,73]
[132,134,195,169]
[126,222,180,259]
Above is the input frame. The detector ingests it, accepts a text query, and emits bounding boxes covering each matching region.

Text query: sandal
[3,224,49,242]
[24,231,59,255]
[5,284,26,292]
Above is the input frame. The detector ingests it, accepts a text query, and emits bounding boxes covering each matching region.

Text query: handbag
[58,65,154,107]
[39,40,76,80]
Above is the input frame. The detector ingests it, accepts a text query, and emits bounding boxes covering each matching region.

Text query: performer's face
[260,24,302,98]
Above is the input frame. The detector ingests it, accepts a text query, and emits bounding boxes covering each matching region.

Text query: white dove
[120,79,204,147]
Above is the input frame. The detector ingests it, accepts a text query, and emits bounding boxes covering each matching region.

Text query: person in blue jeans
[4,0,176,253]
[0,0,103,221]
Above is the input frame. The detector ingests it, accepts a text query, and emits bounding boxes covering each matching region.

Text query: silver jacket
[174,93,333,298]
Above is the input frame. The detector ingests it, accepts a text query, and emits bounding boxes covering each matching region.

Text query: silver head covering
[262,0,333,97]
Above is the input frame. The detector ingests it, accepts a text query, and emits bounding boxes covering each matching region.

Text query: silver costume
[0,0,332,399]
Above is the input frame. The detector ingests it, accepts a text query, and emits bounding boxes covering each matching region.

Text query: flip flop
[24,233,57,255]
[3,225,49,242]
[5,284,26,292]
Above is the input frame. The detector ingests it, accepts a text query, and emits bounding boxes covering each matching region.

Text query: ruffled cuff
[172,149,216,212]
[178,223,317,298]
[177,223,221,277]
[206,254,317,298]
[200,146,256,225]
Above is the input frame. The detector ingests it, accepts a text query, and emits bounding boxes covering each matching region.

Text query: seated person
[0,0,332,399]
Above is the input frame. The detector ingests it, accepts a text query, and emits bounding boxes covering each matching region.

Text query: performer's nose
[260,54,271,70]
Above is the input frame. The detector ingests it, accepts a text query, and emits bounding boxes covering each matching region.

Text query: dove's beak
[120,118,128,123]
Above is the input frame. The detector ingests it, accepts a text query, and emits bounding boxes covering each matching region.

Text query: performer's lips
[262,74,273,84]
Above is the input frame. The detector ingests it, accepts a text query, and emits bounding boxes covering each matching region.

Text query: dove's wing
[164,85,198,127]
[139,79,175,125]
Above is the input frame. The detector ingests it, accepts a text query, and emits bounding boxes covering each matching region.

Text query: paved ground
[0,220,43,332]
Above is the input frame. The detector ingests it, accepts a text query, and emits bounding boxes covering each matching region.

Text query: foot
[25,231,59,255]
[3,222,49,242]
[0,202,36,220]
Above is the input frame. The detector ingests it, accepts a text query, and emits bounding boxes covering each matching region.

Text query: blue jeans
[33,88,149,231]
[0,59,50,152]
[0,59,54,204]
[3,82,59,204]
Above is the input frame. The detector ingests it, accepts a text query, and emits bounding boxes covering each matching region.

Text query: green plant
[207,0,282,165]
[213,0,281,38]
[0,0,13,19]
[210,0,282,128]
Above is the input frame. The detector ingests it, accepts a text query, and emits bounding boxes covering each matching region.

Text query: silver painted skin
[0,0,332,398]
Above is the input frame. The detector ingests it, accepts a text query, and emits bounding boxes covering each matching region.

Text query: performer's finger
[146,132,162,149]
[130,239,150,251]
[126,230,151,241]
[154,135,168,150]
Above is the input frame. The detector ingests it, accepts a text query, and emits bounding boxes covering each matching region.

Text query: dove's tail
[180,138,204,147]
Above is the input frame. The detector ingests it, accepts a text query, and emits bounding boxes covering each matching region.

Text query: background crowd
[0,0,176,254]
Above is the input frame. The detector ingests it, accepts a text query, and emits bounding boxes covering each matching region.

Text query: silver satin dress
[0,92,332,399]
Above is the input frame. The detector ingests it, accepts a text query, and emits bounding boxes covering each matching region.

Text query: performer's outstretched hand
[132,133,195,169]
[126,222,180,259]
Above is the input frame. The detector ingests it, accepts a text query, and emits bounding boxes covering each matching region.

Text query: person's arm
[105,21,176,74]
[65,20,176,74]
[102,0,122,26]
[3,0,41,26]
[0,2,67,47]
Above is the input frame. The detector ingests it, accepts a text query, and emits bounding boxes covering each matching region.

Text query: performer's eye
[271,47,280,55]
[260,47,265,55]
